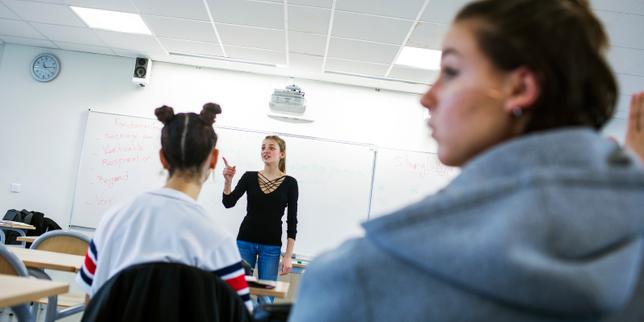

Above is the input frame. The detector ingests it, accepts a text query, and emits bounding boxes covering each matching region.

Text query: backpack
[2,209,62,245]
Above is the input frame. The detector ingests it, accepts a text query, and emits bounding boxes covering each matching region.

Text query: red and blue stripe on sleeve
[214,261,253,312]
[78,239,98,289]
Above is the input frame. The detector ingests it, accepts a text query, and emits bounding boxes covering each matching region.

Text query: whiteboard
[71,111,375,257]
[70,111,166,228]
[370,148,459,218]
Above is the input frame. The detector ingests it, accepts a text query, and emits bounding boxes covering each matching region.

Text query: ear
[159,149,170,170]
[503,67,539,114]
[209,148,219,169]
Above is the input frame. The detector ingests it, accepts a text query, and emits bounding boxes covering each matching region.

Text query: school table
[8,247,84,273]
[0,220,36,247]
[16,236,37,244]
[0,274,69,308]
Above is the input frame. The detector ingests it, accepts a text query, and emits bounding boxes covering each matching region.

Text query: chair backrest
[31,230,90,256]
[82,262,252,322]
[0,244,29,276]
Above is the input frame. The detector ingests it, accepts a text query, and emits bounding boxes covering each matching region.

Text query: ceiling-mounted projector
[269,84,306,114]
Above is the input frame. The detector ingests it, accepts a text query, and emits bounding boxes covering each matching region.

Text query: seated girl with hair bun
[76,103,253,312]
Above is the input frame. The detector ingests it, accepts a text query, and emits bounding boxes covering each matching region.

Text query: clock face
[31,54,60,82]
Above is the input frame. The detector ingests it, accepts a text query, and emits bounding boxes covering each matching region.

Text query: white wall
[0,44,431,228]
[0,43,630,229]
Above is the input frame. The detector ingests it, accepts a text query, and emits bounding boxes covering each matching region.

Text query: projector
[269,84,306,114]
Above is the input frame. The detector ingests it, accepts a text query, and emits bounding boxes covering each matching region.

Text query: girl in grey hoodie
[290,1,644,321]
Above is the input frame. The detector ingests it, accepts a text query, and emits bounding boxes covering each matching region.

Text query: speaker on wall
[132,57,151,87]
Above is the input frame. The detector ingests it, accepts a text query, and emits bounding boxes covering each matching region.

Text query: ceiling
[0,0,643,113]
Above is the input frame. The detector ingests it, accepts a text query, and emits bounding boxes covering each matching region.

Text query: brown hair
[265,135,286,173]
[455,0,617,132]
[155,104,220,177]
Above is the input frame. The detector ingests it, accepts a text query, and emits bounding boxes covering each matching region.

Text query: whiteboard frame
[69,109,380,230]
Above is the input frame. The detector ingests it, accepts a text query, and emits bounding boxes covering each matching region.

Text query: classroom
[1,0,644,321]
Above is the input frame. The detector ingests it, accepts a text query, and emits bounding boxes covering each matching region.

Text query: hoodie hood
[364,128,644,318]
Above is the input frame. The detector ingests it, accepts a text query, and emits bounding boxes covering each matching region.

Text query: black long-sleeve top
[222,171,298,246]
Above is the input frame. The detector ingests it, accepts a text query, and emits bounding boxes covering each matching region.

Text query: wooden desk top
[8,247,84,273]
[16,236,37,243]
[0,274,69,307]
[0,220,36,230]
[248,281,289,298]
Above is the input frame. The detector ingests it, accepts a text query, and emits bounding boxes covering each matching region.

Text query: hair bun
[200,102,221,125]
[155,105,175,124]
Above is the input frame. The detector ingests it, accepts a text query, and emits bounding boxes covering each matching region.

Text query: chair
[81,261,253,322]
[0,243,57,322]
[29,230,90,322]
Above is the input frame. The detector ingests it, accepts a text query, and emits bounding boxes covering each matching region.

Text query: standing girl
[222,135,298,300]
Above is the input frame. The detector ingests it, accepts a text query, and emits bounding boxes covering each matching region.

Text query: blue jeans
[237,240,281,303]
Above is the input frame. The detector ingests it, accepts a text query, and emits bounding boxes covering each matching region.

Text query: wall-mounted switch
[10,183,21,193]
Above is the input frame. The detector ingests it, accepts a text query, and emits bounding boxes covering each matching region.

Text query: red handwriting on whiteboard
[103,132,138,140]
[96,172,129,188]
[393,156,455,178]
[95,195,113,207]
[101,143,145,155]
[101,155,152,167]
[114,118,155,129]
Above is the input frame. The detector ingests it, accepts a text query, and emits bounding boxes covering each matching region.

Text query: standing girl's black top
[222,171,298,246]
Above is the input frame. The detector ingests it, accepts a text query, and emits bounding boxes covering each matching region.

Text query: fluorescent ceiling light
[71,6,151,35]
[395,46,441,70]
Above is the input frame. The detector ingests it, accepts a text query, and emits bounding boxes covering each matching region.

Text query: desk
[0,221,35,247]
[8,248,83,273]
[16,236,37,243]
[0,274,69,308]
[249,281,289,299]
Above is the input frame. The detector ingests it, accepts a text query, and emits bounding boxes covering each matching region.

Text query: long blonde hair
[265,135,286,173]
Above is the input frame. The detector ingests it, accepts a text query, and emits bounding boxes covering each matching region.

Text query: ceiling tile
[0,35,56,48]
[591,0,644,15]
[608,46,644,76]
[3,0,86,27]
[64,0,138,12]
[159,37,223,57]
[143,16,218,43]
[600,11,644,50]
[614,94,632,119]
[406,21,447,50]
[616,73,644,96]
[421,0,469,24]
[289,52,323,73]
[289,0,333,8]
[332,12,411,45]
[217,24,285,52]
[336,0,425,20]
[388,65,438,84]
[132,0,209,21]
[288,5,329,34]
[325,58,388,77]
[31,23,104,46]
[0,2,19,19]
[327,37,399,64]
[225,45,285,65]
[111,47,168,61]
[54,40,114,55]
[206,0,283,29]
[0,18,45,39]
[288,31,325,55]
[95,30,167,56]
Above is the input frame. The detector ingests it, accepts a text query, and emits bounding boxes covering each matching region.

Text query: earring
[512,108,523,118]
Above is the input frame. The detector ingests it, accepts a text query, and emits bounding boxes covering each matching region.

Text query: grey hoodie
[289,128,644,322]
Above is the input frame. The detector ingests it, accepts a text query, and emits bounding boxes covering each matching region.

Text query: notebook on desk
[245,276,276,289]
